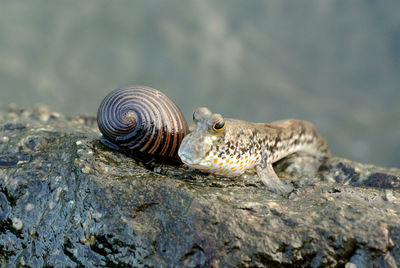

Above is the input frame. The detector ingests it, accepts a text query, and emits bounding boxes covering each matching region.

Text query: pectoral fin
[255,164,293,194]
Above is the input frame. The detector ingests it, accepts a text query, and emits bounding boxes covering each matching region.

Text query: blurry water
[0,1,399,167]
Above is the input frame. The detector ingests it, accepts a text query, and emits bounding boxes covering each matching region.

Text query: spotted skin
[178,107,331,193]
[188,142,260,176]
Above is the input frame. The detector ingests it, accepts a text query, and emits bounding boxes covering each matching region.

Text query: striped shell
[97,86,188,160]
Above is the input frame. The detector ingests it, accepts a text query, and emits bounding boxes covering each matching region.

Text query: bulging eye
[212,119,225,132]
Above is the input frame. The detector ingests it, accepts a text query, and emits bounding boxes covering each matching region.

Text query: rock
[0,104,399,267]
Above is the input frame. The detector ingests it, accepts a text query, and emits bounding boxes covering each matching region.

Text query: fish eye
[212,119,225,132]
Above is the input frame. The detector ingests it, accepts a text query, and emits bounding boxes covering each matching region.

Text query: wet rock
[0,104,399,267]
[0,153,31,168]
[1,123,26,131]
[320,157,400,189]
[0,192,11,221]
[0,136,9,143]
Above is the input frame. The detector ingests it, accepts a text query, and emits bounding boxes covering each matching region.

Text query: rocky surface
[0,104,399,267]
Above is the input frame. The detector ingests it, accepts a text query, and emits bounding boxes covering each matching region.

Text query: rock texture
[0,104,399,267]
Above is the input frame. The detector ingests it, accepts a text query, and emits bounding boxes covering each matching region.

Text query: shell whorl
[97,86,188,159]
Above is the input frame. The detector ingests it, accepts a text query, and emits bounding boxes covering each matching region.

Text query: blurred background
[0,1,399,167]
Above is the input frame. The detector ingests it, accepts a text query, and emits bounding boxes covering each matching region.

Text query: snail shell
[97,86,188,162]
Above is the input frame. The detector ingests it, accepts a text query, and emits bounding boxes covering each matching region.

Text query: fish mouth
[178,152,211,168]
[178,152,198,165]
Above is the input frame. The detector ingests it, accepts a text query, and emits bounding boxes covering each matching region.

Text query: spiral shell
[97,86,188,161]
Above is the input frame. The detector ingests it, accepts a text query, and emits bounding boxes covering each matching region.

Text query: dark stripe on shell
[97,86,188,159]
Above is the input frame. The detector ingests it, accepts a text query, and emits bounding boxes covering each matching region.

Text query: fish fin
[265,119,300,129]
[255,154,293,194]
[256,164,293,194]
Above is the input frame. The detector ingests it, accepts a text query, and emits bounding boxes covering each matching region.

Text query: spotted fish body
[178,107,330,192]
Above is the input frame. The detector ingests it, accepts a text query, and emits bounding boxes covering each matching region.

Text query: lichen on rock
[0,104,399,267]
